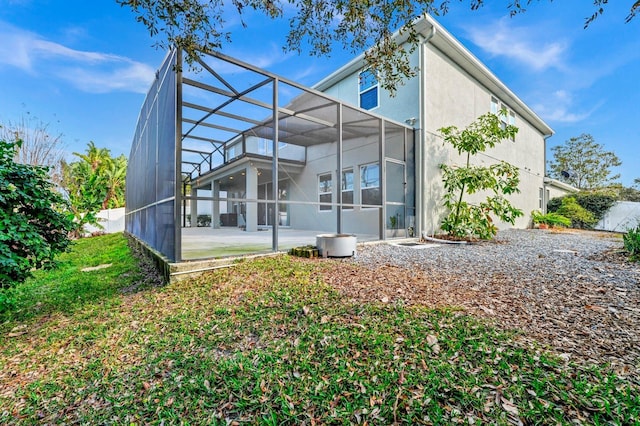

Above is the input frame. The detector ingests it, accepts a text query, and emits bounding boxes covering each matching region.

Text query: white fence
[84,207,126,234]
[595,201,640,232]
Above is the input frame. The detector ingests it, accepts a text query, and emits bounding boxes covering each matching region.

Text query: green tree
[605,179,640,202]
[0,137,75,288]
[438,111,522,240]
[61,142,128,235]
[548,134,622,190]
[102,154,128,209]
[117,0,639,93]
[618,186,640,202]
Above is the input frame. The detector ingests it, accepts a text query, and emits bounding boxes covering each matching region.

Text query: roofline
[544,177,580,193]
[313,14,554,137]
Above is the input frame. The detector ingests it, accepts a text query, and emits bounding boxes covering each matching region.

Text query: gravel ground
[320,229,640,377]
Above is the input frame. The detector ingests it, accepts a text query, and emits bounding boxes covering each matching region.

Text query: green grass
[1,234,638,425]
[0,233,146,326]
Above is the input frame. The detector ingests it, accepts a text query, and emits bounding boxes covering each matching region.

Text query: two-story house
[125,14,554,263]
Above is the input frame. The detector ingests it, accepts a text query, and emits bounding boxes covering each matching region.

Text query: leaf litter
[318,229,640,377]
[1,230,638,424]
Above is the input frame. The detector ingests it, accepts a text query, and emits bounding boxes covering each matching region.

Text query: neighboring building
[543,177,579,211]
[84,207,126,235]
[126,15,555,263]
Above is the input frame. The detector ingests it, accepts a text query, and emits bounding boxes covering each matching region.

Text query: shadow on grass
[0,233,154,330]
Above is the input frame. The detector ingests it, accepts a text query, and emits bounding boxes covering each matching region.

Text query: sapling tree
[438,112,522,240]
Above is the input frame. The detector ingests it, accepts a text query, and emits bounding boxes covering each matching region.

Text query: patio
[181,226,379,260]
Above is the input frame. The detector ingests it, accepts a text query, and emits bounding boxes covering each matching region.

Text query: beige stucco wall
[420,43,547,235]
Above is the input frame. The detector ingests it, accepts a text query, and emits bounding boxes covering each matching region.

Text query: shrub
[0,289,16,314]
[546,196,564,213]
[197,214,212,227]
[531,210,571,228]
[623,224,640,261]
[556,197,597,229]
[0,138,76,287]
[575,191,617,221]
[547,191,616,223]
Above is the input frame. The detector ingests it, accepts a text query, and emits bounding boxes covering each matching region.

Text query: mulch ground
[314,240,640,379]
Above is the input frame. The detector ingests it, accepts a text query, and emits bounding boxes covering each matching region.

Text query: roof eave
[543,177,580,193]
[313,15,554,137]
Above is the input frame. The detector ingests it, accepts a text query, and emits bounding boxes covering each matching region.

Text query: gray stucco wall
[288,135,381,236]
[320,50,421,126]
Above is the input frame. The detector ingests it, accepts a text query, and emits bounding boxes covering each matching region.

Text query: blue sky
[1,0,638,186]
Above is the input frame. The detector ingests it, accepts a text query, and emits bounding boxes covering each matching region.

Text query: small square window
[490,97,499,114]
[492,96,516,140]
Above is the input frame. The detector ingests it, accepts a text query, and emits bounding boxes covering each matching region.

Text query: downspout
[417,23,436,239]
[543,134,553,213]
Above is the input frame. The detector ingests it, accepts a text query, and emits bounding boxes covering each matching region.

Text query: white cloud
[56,62,156,94]
[0,21,155,94]
[465,18,568,71]
[533,90,602,123]
[291,65,320,83]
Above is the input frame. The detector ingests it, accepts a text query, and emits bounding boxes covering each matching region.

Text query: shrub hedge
[547,191,617,228]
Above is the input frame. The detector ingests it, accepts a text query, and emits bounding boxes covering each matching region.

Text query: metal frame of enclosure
[126,48,415,262]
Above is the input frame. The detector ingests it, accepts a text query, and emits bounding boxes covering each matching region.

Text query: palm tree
[60,142,128,235]
[102,155,127,209]
[72,141,111,172]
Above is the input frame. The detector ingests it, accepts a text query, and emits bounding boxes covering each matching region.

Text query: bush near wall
[555,197,597,229]
[547,191,617,229]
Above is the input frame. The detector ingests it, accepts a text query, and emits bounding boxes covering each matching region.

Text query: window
[539,187,544,209]
[490,97,499,115]
[342,168,354,210]
[318,173,332,211]
[500,112,508,130]
[491,96,516,139]
[500,109,516,130]
[360,163,381,207]
[359,70,378,110]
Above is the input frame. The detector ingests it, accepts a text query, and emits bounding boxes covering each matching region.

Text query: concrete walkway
[181,226,379,260]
